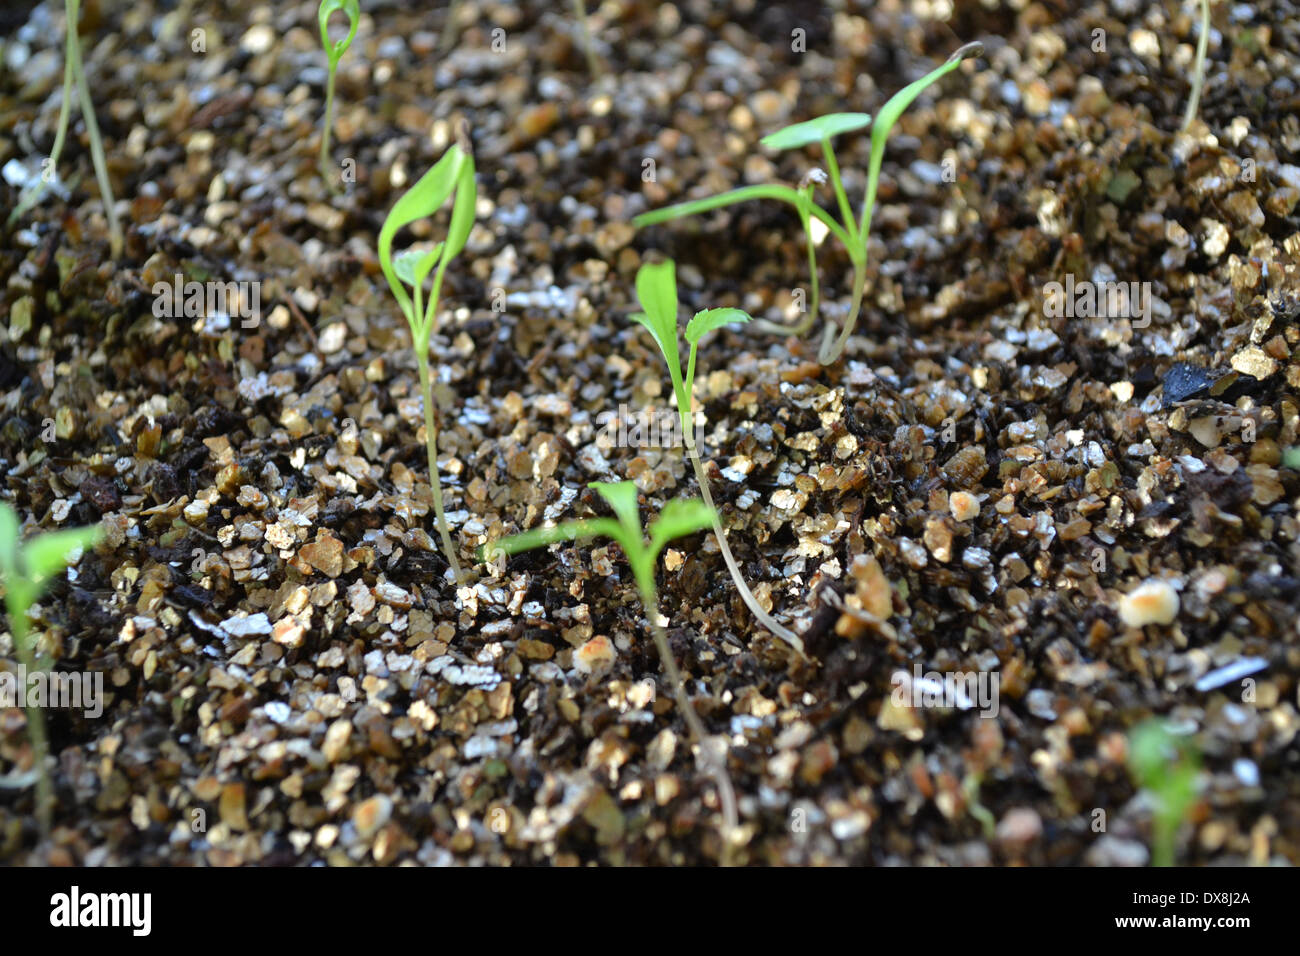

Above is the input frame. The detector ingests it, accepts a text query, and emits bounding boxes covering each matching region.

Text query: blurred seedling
[1182,0,1211,131]
[8,0,122,259]
[377,137,477,584]
[631,259,804,653]
[572,0,602,79]
[480,479,739,864]
[634,42,983,365]
[0,504,102,838]
[317,0,360,189]
[1128,719,1201,867]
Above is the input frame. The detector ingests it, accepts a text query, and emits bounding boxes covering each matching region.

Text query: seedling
[377,137,477,584]
[0,504,102,837]
[481,480,739,863]
[572,0,602,79]
[630,260,803,652]
[1181,0,1211,131]
[317,0,360,188]
[634,42,983,365]
[1128,719,1200,867]
[8,0,122,259]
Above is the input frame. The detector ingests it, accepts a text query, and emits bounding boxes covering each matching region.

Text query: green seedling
[9,0,122,259]
[630,259,804,653]
[0,504,102,837]
[378,138,477,584]
[1128,719,1200,867]
[481,480,739,863]
[1181,0,1211,131]
[317,0,360,188]
[634,42,983,365]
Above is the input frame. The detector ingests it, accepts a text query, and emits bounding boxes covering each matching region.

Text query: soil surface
[1,0,1299,866]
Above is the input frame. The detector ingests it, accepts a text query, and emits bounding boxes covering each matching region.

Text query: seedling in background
[1181,0,1211,131]
[631,259,804,653]
[8,0,122,259]
[634,42,983,365]
[572,0,602,79]
[378,138,477,584]
[1128,719,1200,867]
[480,480,739,863]
[317,0,360,188]
[0,504,102,837]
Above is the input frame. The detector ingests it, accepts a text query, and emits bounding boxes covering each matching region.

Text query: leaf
[0,505,19,585]
[685,307,750,346]
[318,0,360,68]
[631,260,683,383]
[480,517,623,561]
[23,525,102,589]
[442,150,478,264]
[392,244,444,290]
[857,42,983,248]
[377,144,468,327]
[633,184,811,229]
[870,46,979,176]
[760,112,872,151]
[589,480,644,541]
[647,498,714,561]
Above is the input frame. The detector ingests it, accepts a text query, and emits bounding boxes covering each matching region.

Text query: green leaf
[22,525,101,589]
[392,244,444,290]
[647,498,714,561]
[480,517,624,561]
[685,307,750,346]
[760,112,872,151]
[634,184,809,229]
[633,183,853,251]
[377,144,468,329]
[319,0,360,68]
[589,480,644,541]
[443,150,478,264]
[631,259,684,384]
[0,505,19,585]
[859,42,983,243]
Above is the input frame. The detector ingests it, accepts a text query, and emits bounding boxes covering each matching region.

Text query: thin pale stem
[68,16,121,259]
[685,443,804,653]
[320,68,336,177]
[818,256,867,365]
[440,0,462,53]
[1181,0,1211,131]
[821,139,859,248]
[10,613,53,838]
[417,355,464,584]
[571,0,602,79]
[639,582,738,866]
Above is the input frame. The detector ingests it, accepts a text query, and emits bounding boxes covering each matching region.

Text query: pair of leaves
[631,259,749,439]
[377,143,477,348]
[0,504,102,627]
[481,481,714,599]
[318,0,360,70]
